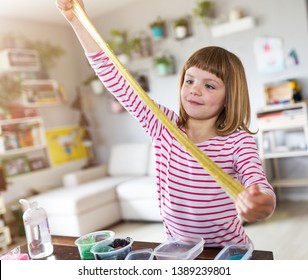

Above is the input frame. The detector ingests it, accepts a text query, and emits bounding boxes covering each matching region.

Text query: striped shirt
[87,51,275,247]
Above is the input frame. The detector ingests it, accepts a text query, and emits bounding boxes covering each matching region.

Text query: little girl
[56,0,276,247]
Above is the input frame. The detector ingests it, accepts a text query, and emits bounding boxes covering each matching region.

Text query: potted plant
[0,75,22,110]
[24,40,65,77]
[173,17,190,39]
[149,17,166,39]
[129,37,143,58]
[83,74,105,95]
[110,29,126,44]
[108,29,131,65]
[0,35,65,74]
[153,55,174,76]
[192,0,214,26]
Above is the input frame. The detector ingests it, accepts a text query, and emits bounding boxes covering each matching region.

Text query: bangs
[184,47,231,82]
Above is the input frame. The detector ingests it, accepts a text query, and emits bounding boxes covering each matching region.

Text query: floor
[244,200,308,260]
[2,200,308,260]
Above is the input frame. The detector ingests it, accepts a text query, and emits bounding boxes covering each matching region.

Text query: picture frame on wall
[45,126,88,165]
[2,156,30,177]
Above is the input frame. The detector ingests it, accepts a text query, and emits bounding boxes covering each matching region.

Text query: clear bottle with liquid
[19,199,53,259]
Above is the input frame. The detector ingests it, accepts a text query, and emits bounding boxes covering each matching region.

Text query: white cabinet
[257,102,308,187]
[0,195,11,249]
[0,116,51,177]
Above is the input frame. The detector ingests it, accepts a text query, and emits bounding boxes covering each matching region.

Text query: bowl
[125,249,154,260]
[154,237,205,260]
[74,230,115,260]
[91,237,133,260]
[214,243,254,260]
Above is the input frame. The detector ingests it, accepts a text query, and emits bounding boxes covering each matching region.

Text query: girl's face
[181,66,226,123]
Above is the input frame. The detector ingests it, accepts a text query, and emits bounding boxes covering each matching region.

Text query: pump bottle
[19,199,53,259]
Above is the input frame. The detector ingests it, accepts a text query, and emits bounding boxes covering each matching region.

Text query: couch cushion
[116,176,161,221]
[116,176,158,200]
[28,176,134,216]
[63,164,108,188]
[47,201,121,236]
[108,143,150,176]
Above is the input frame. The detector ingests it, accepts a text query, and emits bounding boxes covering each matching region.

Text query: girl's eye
[185,79,193,84]
[205,83,215,90]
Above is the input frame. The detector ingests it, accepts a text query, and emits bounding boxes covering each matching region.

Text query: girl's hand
[55,0,85,22]
[236,185,275,223]
[55,0,101,53]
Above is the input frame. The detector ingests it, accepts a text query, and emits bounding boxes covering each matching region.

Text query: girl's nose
[190,85,201,96]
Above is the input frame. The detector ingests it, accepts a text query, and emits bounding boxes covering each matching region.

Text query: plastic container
[214,243,254,260]
[19,199,53,259]
[75,230,115,260]
[91,237,133,260]
[154,238,205,260]
[125,249,154,260]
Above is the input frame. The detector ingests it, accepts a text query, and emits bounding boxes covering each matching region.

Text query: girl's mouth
[187,99,203,106]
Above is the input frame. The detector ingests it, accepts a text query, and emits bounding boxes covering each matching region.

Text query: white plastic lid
[125,249,154,260]
[214,243,254,260]
[154,238,204,260]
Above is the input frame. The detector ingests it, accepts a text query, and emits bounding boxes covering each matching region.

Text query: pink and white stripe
[87,51,275,247]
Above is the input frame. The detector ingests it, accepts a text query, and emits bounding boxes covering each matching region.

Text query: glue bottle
[19,199,53,259]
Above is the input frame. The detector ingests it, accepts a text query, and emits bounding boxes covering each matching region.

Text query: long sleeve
[86,51,178,141]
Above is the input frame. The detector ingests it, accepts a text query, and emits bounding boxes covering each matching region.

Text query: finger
[238,198,272,222]
[56,0,72,10]
[236,197,261,222]
[247,184,261,196]
[236,191,270,222]
[241,186,268,207]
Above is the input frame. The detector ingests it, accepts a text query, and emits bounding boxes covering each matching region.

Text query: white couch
[27,143,161,237]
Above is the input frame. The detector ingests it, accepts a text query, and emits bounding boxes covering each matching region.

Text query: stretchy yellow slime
[71,0,245,200]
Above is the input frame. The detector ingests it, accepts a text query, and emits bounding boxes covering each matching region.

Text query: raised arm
[55,0,101,53]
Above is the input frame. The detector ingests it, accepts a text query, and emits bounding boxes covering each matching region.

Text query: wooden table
[19,235,274,260]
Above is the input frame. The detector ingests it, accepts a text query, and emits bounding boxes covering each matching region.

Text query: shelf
[271,178,308,188]
[264,150,308,159]
[257,102,308,188]
[210,16,255,37]
[22,102,63,108]
[257,101,308,114]
[0,144,47,157]
[258,114,306,131]
[0,115,51,180]
[21,79,66,107]
[0,116,43,125]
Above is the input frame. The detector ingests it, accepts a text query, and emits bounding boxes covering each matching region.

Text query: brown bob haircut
[177,46,254,135]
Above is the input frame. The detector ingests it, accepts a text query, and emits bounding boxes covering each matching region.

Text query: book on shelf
[1,123,41,151]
